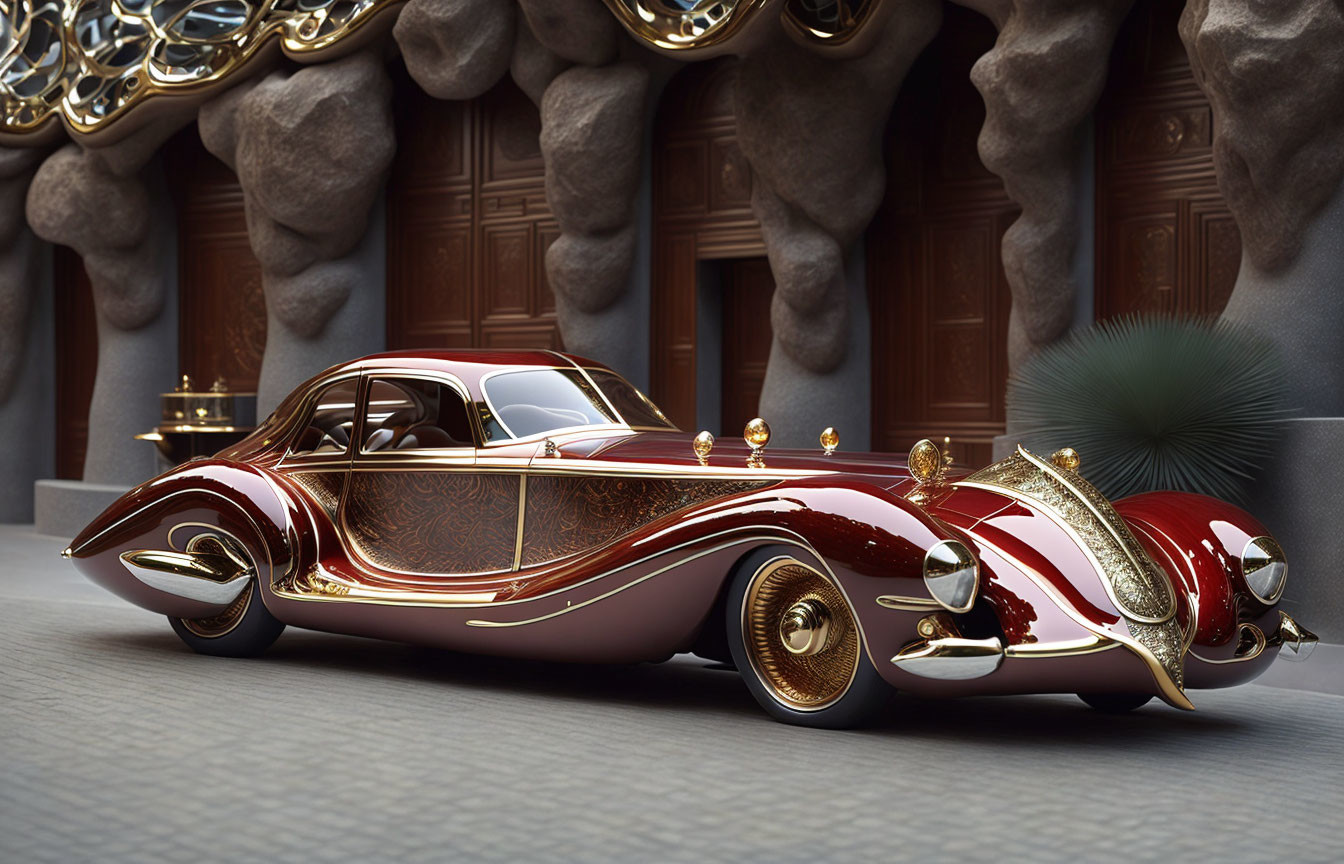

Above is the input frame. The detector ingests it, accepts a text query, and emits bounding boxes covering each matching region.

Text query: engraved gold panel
[522,475,767,566]
[344,472,519,575]
[959,446,1186,690]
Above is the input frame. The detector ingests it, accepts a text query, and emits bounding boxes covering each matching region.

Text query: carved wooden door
[868,7,1018,468]
[651,58,766,431]
[163,127,267,392]
[720,258,774,436]
[1094,0,1240,319]
[385,74,561,351]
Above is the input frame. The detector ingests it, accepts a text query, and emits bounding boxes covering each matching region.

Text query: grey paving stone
[1,525,1342,863]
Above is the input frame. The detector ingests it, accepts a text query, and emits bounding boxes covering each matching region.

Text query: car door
[277,373,362,525]
[339,372,523,578]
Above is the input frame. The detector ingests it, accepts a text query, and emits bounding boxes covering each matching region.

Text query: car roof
[323,349,613,393]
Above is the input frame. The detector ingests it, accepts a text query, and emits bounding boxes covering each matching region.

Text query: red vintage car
[65,350,1317,727]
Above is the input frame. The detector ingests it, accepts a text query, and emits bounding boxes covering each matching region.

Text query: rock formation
[954,0,1135,369]
[26,118,186,485]
[733,0,943,446]
[395,0,517,101]
[1181,0,1344,275]
[1180,0,1344,416]
[199,50,395,413]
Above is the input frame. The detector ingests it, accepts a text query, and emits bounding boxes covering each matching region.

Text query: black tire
[1078,692,1153,713]
[169,579,285,658]
[727,547,892,729]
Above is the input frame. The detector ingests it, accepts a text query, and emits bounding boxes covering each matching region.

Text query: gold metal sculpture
[0,0,402,142]
[597,0,886,56]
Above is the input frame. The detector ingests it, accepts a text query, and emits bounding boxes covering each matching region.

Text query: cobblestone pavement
[2,525,1342,862]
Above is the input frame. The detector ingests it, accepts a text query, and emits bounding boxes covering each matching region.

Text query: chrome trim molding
[119,549,253,606]
[891,635,1005,680]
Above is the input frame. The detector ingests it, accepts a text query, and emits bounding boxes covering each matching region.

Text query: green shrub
[1006,315,1288,502]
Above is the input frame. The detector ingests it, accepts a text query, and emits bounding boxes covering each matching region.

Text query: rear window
[289,379,359,456]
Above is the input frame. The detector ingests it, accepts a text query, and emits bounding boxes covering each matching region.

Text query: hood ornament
[744,418,770,468]
[906,437,952,506]
[819,427,839,456]
[693,430,715,464]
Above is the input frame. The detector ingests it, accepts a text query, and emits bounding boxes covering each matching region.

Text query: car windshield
[480,368,676,441]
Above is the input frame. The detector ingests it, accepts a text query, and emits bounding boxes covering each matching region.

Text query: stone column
[199,51,394,415]
[27,122,183,488]
[954,0,1134,370]
[516,0,659,382]
[0,148,52,523]
[1181,0,1344,653]
[734,0,943,448]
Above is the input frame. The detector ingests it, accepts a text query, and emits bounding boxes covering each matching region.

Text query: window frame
[279,372,364,466]
[476,366,630,447]
[352,370,479,464]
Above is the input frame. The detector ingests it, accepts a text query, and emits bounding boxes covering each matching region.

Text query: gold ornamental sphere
[908,438,943,483]
[693,430,715,462]
[1051,447,1081,472]
[744,418,771,448]
[819,426,839,455]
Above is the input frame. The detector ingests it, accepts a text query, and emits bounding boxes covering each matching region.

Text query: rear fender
[68,461,300,620]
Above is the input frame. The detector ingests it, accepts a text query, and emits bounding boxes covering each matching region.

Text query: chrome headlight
[924,539,979,613]
[1241,535,1287,604]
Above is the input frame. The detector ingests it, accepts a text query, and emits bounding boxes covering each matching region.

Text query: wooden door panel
[386,74,560,351]
[53,246,98,480]
[651,59,766,431]
[721,257,774,436]
[164,127,267,393]
[868,7,1017,468]
[1095,0,1239,320]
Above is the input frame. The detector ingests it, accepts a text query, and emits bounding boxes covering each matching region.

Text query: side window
[362,378,475,452]
[290,379,359,457]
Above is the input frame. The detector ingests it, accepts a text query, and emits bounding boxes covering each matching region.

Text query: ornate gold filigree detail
[1,0,401,140]
[958,446,1185,690]
[274,565,350,598]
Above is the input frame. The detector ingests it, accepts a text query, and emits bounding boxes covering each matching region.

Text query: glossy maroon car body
[66,350,1314,723]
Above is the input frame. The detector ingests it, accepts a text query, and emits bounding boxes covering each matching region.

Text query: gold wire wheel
[742,558,860,711]
[178,534,253,639]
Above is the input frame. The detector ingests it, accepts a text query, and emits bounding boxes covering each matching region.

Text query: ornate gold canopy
[0,0,401,143]
[1,0,881,143]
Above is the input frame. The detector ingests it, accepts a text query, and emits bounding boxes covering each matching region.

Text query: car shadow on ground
[89,623,1250,745]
